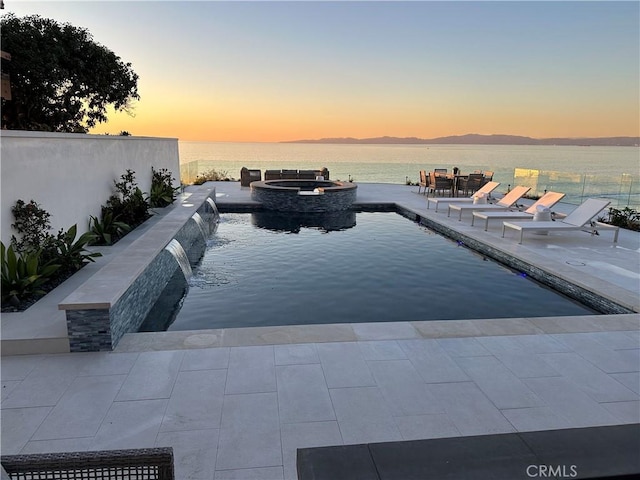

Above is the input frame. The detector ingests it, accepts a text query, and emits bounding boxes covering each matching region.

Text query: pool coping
[113,314,640,353]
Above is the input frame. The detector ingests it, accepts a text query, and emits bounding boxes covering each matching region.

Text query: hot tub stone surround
[59,186,218,352]
[251,179,357,212]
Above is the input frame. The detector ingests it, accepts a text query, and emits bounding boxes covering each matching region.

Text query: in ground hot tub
[251,179,357,212]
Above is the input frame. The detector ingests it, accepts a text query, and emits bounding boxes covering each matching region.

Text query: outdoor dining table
[446,173,468,197]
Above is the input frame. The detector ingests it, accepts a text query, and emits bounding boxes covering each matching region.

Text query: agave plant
[89,212,131,245]
[148,182,177,208]
[1,242,60,307]
[52,224,102,274]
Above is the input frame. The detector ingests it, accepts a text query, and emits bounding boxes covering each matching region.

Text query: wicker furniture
[457,173,484,196]
[240,167,261,186]
[428,171,453,197]
[1,447,174,479]
[264,168,329,181]
[481,170,494,185]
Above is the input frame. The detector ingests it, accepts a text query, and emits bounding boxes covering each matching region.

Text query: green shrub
[5,200,103,309]
[193,168,230,185]
[600,207,640,231]
[105,169,150,227]
[10,200,55,256]
[89,212,131,245]
[148,167,179,208]
[1,242,60,307]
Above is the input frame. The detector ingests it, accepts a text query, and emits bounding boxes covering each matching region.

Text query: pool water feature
[139,212,595,332]
[164,239,193,279]
[206,197,220,219]
[191,212,209,242]
[60,187,219,352]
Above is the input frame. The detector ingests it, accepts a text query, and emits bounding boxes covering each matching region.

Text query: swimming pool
[139,212,595,332]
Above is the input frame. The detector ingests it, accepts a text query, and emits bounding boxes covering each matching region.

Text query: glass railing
[181,160,639,210]
[513,168,639,209]
[180,160,200,185]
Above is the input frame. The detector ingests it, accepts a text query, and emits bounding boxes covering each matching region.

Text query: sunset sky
[4,1,639,142]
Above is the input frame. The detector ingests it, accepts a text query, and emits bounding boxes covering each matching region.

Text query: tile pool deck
[1,182,639,479]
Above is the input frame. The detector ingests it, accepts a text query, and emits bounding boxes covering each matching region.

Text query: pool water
[140,212,594,332]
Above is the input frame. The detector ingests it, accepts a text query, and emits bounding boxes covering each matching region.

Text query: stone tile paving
[2,332,638,479]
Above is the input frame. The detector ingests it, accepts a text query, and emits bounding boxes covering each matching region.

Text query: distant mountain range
[283,134,639,147]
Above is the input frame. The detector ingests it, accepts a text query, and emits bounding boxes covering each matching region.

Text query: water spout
[165,239,193,279]
[191,212,209,240]
[206,197,220,223]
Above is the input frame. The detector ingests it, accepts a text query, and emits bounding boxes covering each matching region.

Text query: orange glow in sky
[4,1,639,142]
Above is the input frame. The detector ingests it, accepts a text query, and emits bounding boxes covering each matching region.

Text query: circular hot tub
[251,179,357,212]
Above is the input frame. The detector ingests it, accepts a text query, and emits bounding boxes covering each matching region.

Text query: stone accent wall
[65,308,112,352]
[107,251,183,350]
[251,181,357,212]
[64,190,216,352]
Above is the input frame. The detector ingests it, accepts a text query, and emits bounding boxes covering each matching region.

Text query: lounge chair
[448,185,531,221]
[427,181,500,212]
[502,198,619,244]
[471,191,565,231]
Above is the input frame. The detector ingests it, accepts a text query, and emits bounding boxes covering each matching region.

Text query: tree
[0,14,139,133]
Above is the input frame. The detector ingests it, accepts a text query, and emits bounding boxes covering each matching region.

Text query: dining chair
[418,170,429,195]
[458,173,484,196]
[482,171,494,185]
[429,171,453,197]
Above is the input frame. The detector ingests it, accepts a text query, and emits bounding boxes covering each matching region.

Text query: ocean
[179,142,639,207]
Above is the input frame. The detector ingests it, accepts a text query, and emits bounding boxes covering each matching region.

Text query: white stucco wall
[1,131,180,246]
